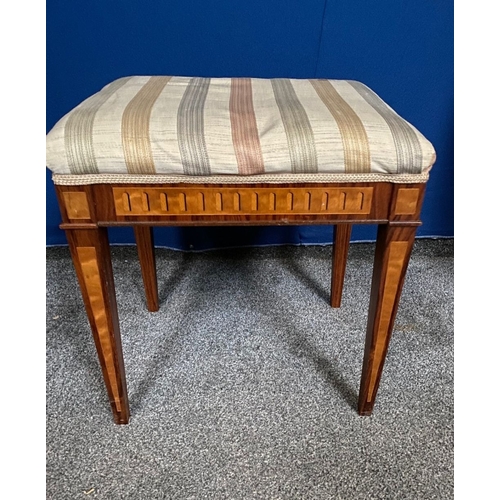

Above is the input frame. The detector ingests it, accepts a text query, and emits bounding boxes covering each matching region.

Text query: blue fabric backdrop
[46,0,453,250]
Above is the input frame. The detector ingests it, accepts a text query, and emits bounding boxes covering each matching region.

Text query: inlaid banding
[198,192,205,211]
[160,193,168,211]
[340,192,347,210]
[269,193,276,211]
[179,193,187,211]
[233,193,241,211]
[76,246,122,412]
[142,192,150,211]
[367,241,408,402]
[122,193,131,212]
[112,186,373,216]
[305,192,311,210]
[251,193,258,211]
[215,193,223,211]
[321,192,329,211]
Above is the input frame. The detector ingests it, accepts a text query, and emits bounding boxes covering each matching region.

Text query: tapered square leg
[134,226,159,312]
[358,224,417,416]
[330,224,352,308]
[65,228,130,424]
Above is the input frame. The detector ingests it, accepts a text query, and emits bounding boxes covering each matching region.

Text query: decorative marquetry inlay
[394,188,420,215]
[112,187,374,216]
[63,191,91,219]
[366,241,408,402]
[76,246,121,412]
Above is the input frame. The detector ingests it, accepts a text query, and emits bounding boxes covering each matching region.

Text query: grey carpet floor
[46,239,453,500]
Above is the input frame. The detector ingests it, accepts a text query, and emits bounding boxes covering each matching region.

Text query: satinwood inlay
[77,246,122,412]
[367,240,408,402]
[112,186,374,216]
[394,188,420,215]
[63,191,91,219]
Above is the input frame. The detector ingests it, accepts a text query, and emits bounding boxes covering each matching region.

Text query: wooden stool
[46,76,436,424]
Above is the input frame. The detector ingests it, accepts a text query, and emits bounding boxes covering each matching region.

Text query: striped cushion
[46,76,436,180]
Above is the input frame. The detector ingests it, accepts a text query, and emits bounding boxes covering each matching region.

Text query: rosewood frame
[55,180,426,424]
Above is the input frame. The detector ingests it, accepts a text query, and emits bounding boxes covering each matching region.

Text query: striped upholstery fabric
[46,76,436,181]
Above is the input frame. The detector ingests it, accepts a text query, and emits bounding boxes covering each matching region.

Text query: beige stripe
[93,77,149,174]
[65,77,132,174]
[121,76,172,174]
[202,78,236,175]
[177,77,211,175]
[290,79,345,172]
[329,81,398,174]
[149,77,188,175]
[271,79,318,173]
[251,78,292,174]
[310,80,371,173]
[348,81,423,174]
[230,78,265,175]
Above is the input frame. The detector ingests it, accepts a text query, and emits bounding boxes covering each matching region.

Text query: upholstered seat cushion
[46,76,436,181]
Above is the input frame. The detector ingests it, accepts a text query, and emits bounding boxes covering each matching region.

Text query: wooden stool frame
[55,180,426,424]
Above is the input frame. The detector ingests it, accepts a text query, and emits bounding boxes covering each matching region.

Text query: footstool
[46,76,436,424]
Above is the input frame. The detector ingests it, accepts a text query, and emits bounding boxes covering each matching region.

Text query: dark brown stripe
[121,77,171,174]
[229,78,265,175]
[177,78,211,175]
[348,81,423,174]
[65,77,132,174]
[271,79,318,173]
[310,79,371,173]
